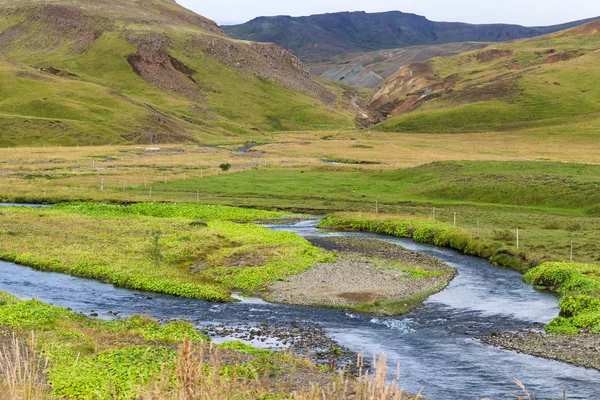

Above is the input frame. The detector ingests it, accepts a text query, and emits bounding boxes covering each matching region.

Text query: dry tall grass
[0,333,51,400]
[0,332,557,400]
[137,335,418,400]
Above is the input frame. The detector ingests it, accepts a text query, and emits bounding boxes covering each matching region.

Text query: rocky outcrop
[369,62,456,116]
[320,65,383,88]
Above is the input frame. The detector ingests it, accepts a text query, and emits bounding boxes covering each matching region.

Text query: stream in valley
[0,216,598,399]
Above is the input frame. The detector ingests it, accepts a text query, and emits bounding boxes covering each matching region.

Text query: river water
[0,218,598,399]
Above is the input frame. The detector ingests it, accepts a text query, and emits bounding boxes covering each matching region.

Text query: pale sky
[177,0,600,27]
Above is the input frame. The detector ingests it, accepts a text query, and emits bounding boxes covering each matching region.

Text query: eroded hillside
[0,0,354,145]
[369,20,600,133]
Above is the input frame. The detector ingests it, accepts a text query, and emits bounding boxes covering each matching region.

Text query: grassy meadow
[0,138,598,266]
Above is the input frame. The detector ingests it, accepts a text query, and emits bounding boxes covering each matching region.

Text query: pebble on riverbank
[266,237,456,315]
[481,330,600,370]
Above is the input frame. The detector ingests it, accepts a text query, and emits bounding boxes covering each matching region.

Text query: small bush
[219,163,231,172]
[492,229,516,242]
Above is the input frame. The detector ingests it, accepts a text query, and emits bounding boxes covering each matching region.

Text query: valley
[0,0,599,399]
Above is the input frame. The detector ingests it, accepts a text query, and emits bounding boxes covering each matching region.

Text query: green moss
[0,299,84,330]
[93,315,210,344]
[524,262,600,333]
[51,201,288,221]
[219,341,272,356]
[48,345,177,400]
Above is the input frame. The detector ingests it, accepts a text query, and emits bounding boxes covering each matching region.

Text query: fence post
[100,177,104,192]
[516,228,519,248]
[454,212,456,227]
[570,240,574,262]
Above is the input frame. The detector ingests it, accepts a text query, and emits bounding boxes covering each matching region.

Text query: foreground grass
[0,205,332,301]
[0,292,350,399]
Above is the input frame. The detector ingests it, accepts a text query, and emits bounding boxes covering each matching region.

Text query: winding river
[0,217,599,399]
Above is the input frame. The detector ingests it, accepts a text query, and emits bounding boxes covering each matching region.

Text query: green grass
[0,206,332,301]
[0,1,354,146]
[524,262,600,333]
[51,201,289,221]
[0,292,316,399]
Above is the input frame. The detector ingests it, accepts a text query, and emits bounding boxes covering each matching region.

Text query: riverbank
[267,237,456,315]
[0,290,419,399]
[481,331,600,370]
[317,212,600,372]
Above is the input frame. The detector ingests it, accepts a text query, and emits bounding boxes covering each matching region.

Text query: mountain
[310,42,491,88]
[222,11,599,62]
[368,19,600,133]
[0,0,354,146]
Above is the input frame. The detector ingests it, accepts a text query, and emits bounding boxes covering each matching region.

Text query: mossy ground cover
[0,291,315,399]
[524,262,600,334]
[0,205,332,301]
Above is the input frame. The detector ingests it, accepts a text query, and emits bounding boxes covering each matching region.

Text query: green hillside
[372,20,600,133]
[0,0,354,146]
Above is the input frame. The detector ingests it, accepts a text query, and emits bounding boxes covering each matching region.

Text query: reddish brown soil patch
[127,36,203,101]
[337,291,385,303]
[476,49,513,63]
[567,20,600,36]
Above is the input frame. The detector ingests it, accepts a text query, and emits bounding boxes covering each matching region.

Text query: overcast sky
[178,0,600,27]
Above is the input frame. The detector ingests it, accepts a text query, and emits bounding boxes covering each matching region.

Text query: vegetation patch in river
[0,207,331,301]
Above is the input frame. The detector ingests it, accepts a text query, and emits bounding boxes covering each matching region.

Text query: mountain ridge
[223,11,600,61]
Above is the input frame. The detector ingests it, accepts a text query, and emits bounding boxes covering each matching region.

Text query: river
[0,218,598,399]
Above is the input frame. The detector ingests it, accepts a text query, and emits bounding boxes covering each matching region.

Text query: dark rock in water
[90,312,98,317]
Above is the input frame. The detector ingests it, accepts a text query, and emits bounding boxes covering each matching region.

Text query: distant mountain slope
[311,42,490,88]
[223,11,599,62]
[369,20,600,133]
[0,0,353,146]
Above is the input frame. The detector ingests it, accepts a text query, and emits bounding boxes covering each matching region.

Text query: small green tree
[149,230,164,267]
[219,163,231,172]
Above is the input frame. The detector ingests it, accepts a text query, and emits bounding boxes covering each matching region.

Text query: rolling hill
[223,11,598,62]
[369,19,600,133]
[0,0,354,146]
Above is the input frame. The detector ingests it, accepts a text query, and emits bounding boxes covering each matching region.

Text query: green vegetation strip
[0,205,331,301]
[318,213,533,272]
[524,262,600,334]
[50,201,289,221]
